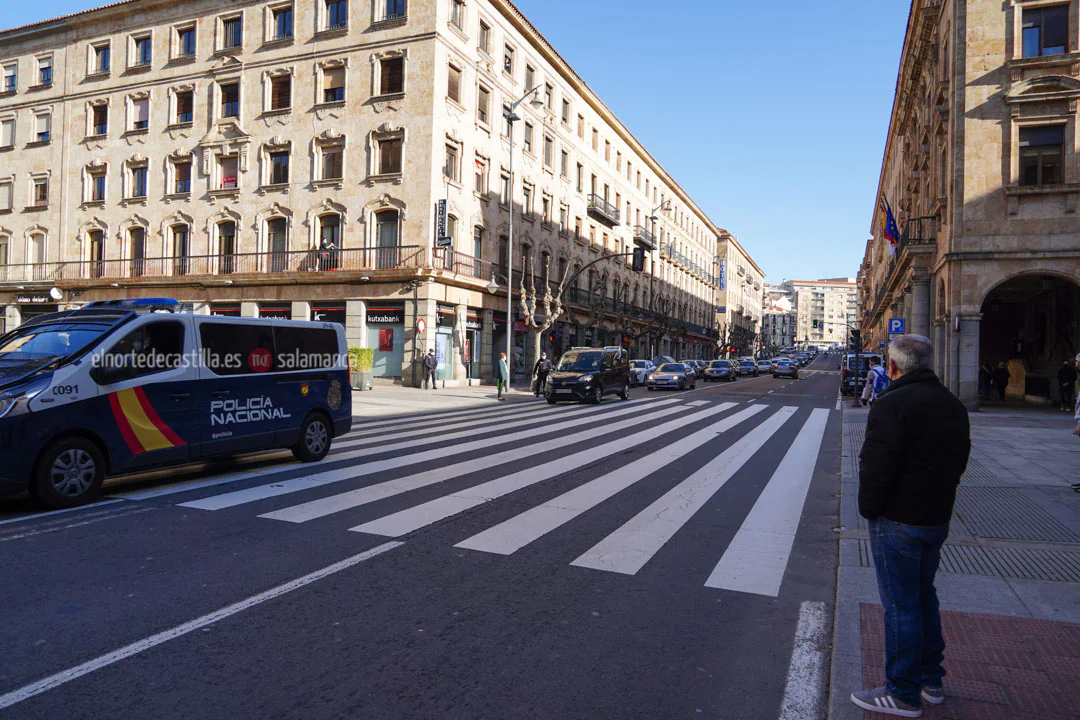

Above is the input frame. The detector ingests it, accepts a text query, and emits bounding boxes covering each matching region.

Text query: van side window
[96,320,185,382]
[200,323,276,375]
[272,327,338,371]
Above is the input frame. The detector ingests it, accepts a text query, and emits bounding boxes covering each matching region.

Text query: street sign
[888,318,905,334]
[879,341,886,349]
[416,318,427,334]
[436,236,453,248]
[435,199,447,238]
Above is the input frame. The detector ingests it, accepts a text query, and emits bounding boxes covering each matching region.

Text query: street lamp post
[648,201,670,359]
[503,86,544,383]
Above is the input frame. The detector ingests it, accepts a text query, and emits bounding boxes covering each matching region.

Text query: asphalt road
[0,356,844,720]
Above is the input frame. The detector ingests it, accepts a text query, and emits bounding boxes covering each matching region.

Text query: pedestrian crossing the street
[116,397,833,597]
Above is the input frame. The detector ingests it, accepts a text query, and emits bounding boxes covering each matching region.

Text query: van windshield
[0,323,109,365]
[557,351,602,372]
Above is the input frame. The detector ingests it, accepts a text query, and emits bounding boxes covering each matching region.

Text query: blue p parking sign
[888,318,905,334]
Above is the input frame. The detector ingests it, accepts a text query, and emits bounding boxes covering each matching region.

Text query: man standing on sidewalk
[851,335,971,718]
[422,349,438,391]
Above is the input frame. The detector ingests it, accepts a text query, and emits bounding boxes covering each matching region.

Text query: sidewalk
[830,404,1080,719]
[351,379,537,420]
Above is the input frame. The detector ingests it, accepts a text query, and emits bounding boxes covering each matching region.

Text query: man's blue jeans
[868,517,950,706]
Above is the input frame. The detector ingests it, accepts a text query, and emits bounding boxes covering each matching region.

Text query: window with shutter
[270,151,290,184]
[447,64,461,103]
[132,98,149,130]
[0,181,12,211]
[93,105,108,135]
[2,64,15,93]
[36,114,51,142]
[176,91,193,123]
[38,57,52,85]
[323,68,344,102]
[322,146,343,179]
[379,138,402,175]
[477,86,490,124]
[271,76,291,110]
[175,161,192,193]
[221,83,239,117]
[219,156,238,189]
[380,58,403,95]
[1,119,14,148]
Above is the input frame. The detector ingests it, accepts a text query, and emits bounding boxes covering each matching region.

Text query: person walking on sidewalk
[422,349,438,391]
[992,362,1010,401]
[495,352,509,401]
[851,334,971,718]
[861,355,889,407]
[1057,358,1077,412]
[979,363,993,402]
[533,352,552,398]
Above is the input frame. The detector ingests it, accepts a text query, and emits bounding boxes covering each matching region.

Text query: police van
[0,299,351,508]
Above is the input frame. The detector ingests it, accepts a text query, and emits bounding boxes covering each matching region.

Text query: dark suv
[546,347,630,404]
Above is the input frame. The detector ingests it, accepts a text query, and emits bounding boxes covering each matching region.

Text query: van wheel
[619,383,629,401]
[33,437,105,509]
[292,413,332,463]
[590,384,603,404]
[547,396,556,405]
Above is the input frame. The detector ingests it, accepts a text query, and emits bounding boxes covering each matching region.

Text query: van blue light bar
[85,298,180,308]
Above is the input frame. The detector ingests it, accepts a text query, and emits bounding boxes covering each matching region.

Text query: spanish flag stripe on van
[109,389,185,454]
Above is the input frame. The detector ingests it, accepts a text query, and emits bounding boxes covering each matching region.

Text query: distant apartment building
[782,278,857,348]
[0,0,725,385]
[762,283,795,351]
[859,0,1079,407]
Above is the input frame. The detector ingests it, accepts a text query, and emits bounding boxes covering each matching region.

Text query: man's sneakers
[921,683,945,705]
[850,687,922,717]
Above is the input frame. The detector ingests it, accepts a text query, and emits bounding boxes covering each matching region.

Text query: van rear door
[195,319,282,456]
[270,322,343,446]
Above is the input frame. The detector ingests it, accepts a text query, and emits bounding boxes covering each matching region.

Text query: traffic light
[849,328,862,352]
[631,246,645,273]
[812,320,819,329]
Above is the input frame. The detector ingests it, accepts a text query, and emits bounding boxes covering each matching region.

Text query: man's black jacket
[858,368,971,526]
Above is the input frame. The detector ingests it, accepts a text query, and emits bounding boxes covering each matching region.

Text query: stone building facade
[860,0,1080,407]
[0,0,725,385]
[761,283,795,353]
[716,232,765,357]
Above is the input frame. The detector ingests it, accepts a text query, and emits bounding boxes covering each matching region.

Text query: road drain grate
[953,487,1080,543]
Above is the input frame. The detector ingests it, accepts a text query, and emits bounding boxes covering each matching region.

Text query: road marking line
[182,400,682,511]
[705,408,829,596]
[352,401,551,432]
[686,400,709,407]
[349,403,744,538]
[778,601,829,720]
[834,393,841,411]
[0,541,403,712]
[335,403,569,450]
[571,407,798,576]
[261,401,696,523]
[0,499,126,527]
[0,507,156,543]
[455,405,760,555]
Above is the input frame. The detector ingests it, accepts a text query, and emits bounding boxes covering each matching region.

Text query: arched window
[218,221,237,274]
[88,230,105,279]
[319,214,341,270]
[268,217,288,272]
[171,225,189,276]
[128,227,145,277]
[375,209,399,269]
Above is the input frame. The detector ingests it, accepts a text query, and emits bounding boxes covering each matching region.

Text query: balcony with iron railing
[433,247,495,281]
[586,194,620,227]
[632,225,656,250]
[868,215,938,323]
[0,246,426,285]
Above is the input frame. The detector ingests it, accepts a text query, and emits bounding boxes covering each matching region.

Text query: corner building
[862,0,1080,408]
[0,0,724,385]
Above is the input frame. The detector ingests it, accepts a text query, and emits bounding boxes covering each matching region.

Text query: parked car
[738,360,759,377]
[546,347,630,404]
[773,359,799,379]
[756,359,773,375]
[703,360,737,382]
[647,363,697,391]
[629,359,655,387]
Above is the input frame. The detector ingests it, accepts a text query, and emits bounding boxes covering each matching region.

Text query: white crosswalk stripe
[570,406,798,576]
[705,408,829,597]
[180,399,677,511]
[454,404,764,555]
[258,400,702,524]
[349,402,744,538]
[118,396,834,596]
[352,400,551,432]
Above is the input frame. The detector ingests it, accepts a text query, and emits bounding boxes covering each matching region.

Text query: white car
[629,359,656,387]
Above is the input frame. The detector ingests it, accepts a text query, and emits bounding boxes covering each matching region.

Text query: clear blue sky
[4,0,910,284]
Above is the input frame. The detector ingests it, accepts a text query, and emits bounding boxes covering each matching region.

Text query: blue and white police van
[0,299,351,508]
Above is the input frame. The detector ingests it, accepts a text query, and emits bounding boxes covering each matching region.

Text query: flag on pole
[879,196,900,255]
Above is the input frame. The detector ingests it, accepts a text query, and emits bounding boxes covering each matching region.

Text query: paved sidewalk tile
[859,604,1080,719]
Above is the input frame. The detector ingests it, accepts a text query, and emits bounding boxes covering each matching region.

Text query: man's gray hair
[889,334,933,375]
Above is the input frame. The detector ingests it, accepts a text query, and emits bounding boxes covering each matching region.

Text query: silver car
[647,363,697,391]
[629,359,655,387]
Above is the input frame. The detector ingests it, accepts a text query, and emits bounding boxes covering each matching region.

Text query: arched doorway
[979,274,1080,405]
